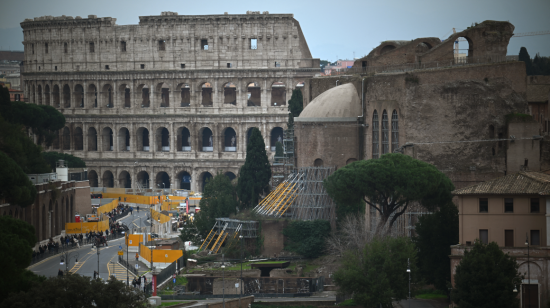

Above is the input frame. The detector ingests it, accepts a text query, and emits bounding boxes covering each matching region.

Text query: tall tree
[194,173,238,237]
[237,128,271,208]
[0,152,37,206]
[333,236,417,307]
[519,47,534,76]
[288,88,303,118]
[452,241,521,308]
[414,201,459,293]
[0,216,45,299]
[42,151,86,171]
[324,153,454,233]
[283,220,331,258]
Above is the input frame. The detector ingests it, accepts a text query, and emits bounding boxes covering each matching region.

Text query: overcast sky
[1,0,549,59]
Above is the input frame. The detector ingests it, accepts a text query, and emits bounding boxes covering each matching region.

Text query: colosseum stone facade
[20,11,319,192]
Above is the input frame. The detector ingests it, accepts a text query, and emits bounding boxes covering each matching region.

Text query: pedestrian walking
[135,252,139,262]
[137,205,140,213]
[58,269,64,276]
[94,270,98,279]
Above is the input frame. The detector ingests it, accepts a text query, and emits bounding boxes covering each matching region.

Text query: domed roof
[299,83,361,119]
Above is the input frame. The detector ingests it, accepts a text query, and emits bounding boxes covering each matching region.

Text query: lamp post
[126,233,129,286]
[222,254,225,308]
[240,235,243,299]
[525,233,530,308]
[406,258,411,308]
[59,247,79,273]
[97,244,100,280]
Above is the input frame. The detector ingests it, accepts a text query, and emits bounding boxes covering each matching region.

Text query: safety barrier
[65,220,109,234]
[139,243,183,268]
[101,193,163,205]
[97,198,119,215]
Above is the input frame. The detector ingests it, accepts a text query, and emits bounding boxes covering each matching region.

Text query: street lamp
[59,247,79,273]
[239,235,244,299]
[407,258,411,308]
[221,254,225,308]
[525,233,530,308]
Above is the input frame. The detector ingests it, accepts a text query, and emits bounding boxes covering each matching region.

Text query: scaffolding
[254,166,336,221]
[271,126,296,188]
[198,218,258,254]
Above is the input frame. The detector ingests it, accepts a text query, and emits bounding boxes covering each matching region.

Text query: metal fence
[118,255,139,276]
[145,256,185,295]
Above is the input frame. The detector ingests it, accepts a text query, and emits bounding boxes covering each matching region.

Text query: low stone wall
[208,296,254,308]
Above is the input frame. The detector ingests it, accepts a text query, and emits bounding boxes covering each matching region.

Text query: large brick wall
[260,219,287,257]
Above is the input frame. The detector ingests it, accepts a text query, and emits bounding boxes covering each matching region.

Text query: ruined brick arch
[155,126,170,151]
[270,126,284,150]
[118,170,132,188]
[88,127,98,151]
[177,126,192,151]
[198,126,214,151]
[118,83,131,108]
[175,83,191,107]
[102,170,115,188]
[199,81,213,107]
[156,82,171,107]
[136,84,150,108]
[379,44,397,56]
[44,84,51,105]
[88,169,99,187]
[223,171,237,181]
[314,158,324,167]
[37,84,42,105]
[101,83,114,108]
[271,81,287,106]
[136,127,150,151]
[222,126,237,151]
[62,84,71,108]
[457,36,474,58]
[118,126,131,151]
[101,126,114,151]
[87,84,98,108]
[155,171,171,189]
[74,84,84,107]
[136,170,150,188]
[246,81,262,107]
[52,84,60,107]
[222,81,237,105]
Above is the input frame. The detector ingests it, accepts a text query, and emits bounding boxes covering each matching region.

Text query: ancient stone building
[20,11,319,191]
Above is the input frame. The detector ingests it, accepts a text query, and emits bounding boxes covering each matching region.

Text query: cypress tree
[519,47,533,75]
[288,88,303,118]
[237,128,271,208]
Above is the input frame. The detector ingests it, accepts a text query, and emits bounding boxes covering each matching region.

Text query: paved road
[29,206,152,282]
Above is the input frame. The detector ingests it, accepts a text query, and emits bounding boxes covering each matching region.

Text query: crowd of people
[131,275,148,292]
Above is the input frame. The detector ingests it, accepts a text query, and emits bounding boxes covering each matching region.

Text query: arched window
[314,159,324,167]
[381,110,389,155]
[391,110,399,153]
[372,110,379,159]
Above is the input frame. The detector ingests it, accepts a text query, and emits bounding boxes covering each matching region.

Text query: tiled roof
[452,171,550,195]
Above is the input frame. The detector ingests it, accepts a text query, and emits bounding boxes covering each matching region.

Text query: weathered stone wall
[187,276,314,294]
[260,219,287,257]
[208,296,254,308]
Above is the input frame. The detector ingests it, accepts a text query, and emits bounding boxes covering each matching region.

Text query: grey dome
[299,83,361,119]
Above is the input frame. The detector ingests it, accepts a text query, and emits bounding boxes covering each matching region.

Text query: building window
[45,43,49,54]
[505,230,514,247]
[201,39,208,50]
[227,63,232,68]
[479,229,488,245]
[381,110,389,154]
[90,42,95,53]
[531,230,540,246]
[372,110,379,159]
[391,110,399,152]
[64,42,68,53]
[121,41,126,52]
[479,198,488,213]
[180,64,185,69]
[55,66,57,71]
[531,198,540,213]
[504,198,513,213]
[140,64,145,69]
[250,38,257,50]
[275,62,281,67]
[32,44,34,54]
[105,65,110,70]
[159,40,166,51]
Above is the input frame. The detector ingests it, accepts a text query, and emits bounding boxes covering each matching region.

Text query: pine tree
[237,128,271,208]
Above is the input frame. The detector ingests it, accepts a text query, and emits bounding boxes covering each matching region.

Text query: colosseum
[20,11,319,192]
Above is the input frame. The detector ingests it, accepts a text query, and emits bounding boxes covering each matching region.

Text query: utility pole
[126,233,129,286]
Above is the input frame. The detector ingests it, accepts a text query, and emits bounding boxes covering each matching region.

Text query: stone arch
[118,170,132,188]
[380,44,396,55]
[455,36,474,61]
[136,127,150,151]
[102,170,114,188]
[271,81,286,106]
[101,127,114,151]
[63,84,71,108]
[88,127,98,151]
[199,127,213,152]
[44,84,50,105]
[224,171,236,181]
[223,127,237,152]
[137,84,150,108]
[62,126,71,150]
[75,84,84,107]
[155,127,170,151]
[247,82,261,106]
[52,84,60,107]
[37,84,43,105]
[88,170,98,187]
[177,127,192,152]
[177,83,191,107]
[156,82,170,107]
[200,82,213,107]
[118,127,130,151]
[346,158,357,165]
[88,84,98,108]
[270,127,284,151]
[155,171,171,189]
[137,171,150,188]
[176,170,192,190]
[102,84,113,108]
[199,171,213,192]
[415,42,433,53]
[314,158,324,167]
[223,82,237,105]
[118,84,131,108]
